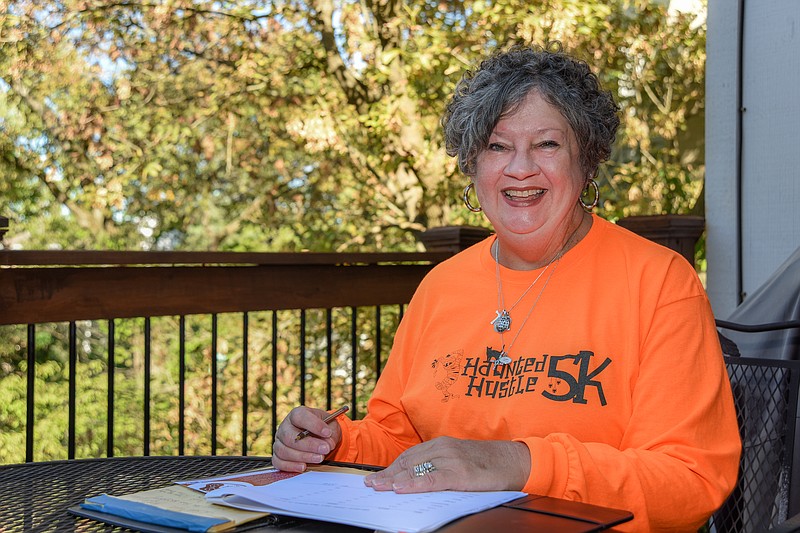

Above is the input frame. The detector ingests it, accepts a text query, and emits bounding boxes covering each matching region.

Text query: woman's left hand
[363,436,530,493]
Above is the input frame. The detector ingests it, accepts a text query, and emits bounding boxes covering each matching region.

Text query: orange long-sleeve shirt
[330,215,740,531]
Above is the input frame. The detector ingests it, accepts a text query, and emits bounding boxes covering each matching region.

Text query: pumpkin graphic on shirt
[431,350,462,402]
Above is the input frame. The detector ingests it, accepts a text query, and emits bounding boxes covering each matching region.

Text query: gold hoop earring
[463,183,482,212]
[579,179,599,212]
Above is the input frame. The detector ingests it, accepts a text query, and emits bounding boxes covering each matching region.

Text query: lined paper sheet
[207,471,526,533]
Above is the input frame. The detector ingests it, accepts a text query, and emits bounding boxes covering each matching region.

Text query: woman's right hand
[272,406,342,472]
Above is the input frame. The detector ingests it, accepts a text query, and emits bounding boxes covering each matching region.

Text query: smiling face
[474,89,588,265]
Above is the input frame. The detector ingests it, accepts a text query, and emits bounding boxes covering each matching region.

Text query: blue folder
[78,494,230,532]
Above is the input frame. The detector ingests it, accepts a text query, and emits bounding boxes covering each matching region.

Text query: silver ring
[413,461,436,477]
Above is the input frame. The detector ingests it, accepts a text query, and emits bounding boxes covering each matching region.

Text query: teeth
[504,189,545,199]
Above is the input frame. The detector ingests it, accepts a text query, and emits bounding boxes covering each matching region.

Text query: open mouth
[503,189,546,201]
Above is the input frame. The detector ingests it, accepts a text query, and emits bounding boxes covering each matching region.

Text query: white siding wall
[706,0,800,318]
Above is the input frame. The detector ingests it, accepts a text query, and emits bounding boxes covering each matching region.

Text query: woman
[273,44,740,531]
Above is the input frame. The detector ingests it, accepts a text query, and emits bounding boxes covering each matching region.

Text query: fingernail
[311,454,324,463]
[318,444,330,455]
[392,480,410,491]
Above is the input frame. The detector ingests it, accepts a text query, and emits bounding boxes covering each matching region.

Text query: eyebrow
[490,127,566,137]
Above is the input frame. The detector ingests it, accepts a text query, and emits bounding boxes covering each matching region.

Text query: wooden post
[418,226,493,253]
[617,215,705,267]
[0,216,8,243]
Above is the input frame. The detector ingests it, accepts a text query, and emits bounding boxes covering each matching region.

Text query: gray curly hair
[442,43,620,179]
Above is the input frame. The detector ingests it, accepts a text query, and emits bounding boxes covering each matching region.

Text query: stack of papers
[76,466,525,533]
[206,470,525,533]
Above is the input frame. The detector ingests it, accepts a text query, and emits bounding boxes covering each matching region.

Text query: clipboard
[438,494,633,532]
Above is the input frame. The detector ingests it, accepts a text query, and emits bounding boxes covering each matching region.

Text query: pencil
[294,405,350,441]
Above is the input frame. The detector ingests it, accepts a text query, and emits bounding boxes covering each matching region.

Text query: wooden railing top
[0,249,455,325]
[0,249,452,267]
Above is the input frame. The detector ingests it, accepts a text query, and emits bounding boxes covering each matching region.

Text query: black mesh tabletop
[0,456,633,532]
[0,455,274,532]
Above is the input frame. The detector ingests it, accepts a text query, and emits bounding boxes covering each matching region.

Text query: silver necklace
[490,241,557,333]
[491,256,561,365]
[489,222,585,364]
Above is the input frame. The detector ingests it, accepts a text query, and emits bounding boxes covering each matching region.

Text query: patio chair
[708,324,800,533]
[708,245,800,531]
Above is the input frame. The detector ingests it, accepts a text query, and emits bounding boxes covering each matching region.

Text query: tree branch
[7,78,107,234]
[309,0,375,112]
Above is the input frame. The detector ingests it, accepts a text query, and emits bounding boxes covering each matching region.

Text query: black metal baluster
[270,310,278,447]
[375,306,382,379]
[179,315,186,455]
[144,317,151,456]
[326,309,333,411]
[68,321,77,459]
[107,319,115,457]
[211,313,218,456]
[350,307,358,420]
[25,324,35,463]
[242,312,249,456]
[300,310,306,405]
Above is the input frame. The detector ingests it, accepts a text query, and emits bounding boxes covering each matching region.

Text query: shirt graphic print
[430,348,612,406]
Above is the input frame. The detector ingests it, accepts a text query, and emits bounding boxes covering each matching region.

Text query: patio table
[0,455,632,532]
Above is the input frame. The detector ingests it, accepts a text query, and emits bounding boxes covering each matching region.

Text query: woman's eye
[488,143,507,152]
[539,140,559,148]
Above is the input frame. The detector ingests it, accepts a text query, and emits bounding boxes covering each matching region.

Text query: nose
[504,149,540,180]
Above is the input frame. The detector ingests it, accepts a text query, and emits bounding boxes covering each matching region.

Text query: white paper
[206,471,525,533]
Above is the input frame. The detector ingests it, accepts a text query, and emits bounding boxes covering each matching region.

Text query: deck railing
[0,249,455,464]
[0,216,705,465]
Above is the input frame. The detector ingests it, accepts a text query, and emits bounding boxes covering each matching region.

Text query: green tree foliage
[0,307,401,463]
[0,0,707,463]
[1,0,706,252]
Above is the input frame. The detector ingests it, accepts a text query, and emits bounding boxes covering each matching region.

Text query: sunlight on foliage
[0,0,706,462]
